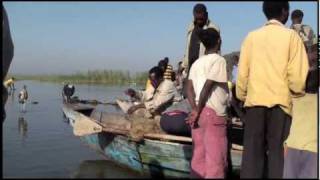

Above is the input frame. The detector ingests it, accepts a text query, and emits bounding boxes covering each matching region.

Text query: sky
[3,1,318,75]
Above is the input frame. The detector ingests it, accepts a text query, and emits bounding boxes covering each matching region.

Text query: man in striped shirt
[158,57,174,81]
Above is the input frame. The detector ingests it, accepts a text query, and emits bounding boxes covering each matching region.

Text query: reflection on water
[18,116,28,139]
[71,160,146,178]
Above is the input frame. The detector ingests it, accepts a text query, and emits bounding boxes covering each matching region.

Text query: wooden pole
[144,133,192,142]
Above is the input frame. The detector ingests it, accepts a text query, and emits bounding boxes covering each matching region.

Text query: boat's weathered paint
[62,103,242,178]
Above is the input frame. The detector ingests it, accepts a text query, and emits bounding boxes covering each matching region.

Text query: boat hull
[62,103,242,178]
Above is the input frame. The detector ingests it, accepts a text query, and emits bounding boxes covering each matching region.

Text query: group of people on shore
[123,2,317,179]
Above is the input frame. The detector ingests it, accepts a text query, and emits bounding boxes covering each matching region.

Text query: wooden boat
[62,102,243,178]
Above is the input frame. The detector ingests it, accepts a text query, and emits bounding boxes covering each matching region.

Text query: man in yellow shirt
[236,1,309,178]
[283,38,318,179]
[4,77,15,91]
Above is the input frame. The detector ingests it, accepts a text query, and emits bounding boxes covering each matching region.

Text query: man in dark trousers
[2,4,14,122]
[236,1,309,178]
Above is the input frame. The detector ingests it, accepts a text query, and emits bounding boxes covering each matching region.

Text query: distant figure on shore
[290,9,316,51]
[62,83,75,103]
[18,85,28,113]
[2,4,14,122]
[4,77,15,92]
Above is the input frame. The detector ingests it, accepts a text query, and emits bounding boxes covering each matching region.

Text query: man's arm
[181,23,194,72]
[197,80,215,115]
[287,31,309,96]
[236,34,251,102]
[186,80,197,110]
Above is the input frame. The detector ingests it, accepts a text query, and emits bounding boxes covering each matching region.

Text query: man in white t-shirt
[186,28,229,178]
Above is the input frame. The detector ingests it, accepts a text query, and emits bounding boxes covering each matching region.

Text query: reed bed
[8,70,148,85]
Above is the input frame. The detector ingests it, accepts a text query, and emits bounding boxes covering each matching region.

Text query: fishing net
[91,109,165,141]
[128,115,164,142]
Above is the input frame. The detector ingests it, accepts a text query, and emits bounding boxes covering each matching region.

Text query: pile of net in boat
[128,115,164,141]
[91,110,165,141]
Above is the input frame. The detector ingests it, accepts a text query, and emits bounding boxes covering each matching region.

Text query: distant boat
[62,102,243,178]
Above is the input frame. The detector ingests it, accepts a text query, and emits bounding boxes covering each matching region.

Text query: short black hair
[149,66,163,80]
[291,9,303,19]
[163,57,169,64]
[158,59,168,69]
[197,28,220,49]
[171,71,176,81]
[262,1,289,20]
[193,3,207,14]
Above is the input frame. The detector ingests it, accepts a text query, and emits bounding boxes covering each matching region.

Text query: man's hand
[127,105,137,114]
[186,109,200,129]
[125,88,136,97]
[127,103,145,114]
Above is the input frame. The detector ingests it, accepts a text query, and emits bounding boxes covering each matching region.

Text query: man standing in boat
[236,1,309,178]
[186,28,229,178]
[181,3,220,76]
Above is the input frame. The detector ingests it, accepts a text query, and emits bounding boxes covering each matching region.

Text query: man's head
[158,59,168,73]
[233,54,240,66]
[197,28,221,52]
[263,1,290,24]
[149,66,163,88]
[23,85,27,89]
[11,77,15,81]
[193,3,208,28]
[163,57,169,64]
[291,9,303,24]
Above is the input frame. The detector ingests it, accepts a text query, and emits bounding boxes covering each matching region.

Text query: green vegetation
[8,70,148,85]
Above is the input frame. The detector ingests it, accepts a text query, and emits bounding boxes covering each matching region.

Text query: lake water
[3,80,148,178]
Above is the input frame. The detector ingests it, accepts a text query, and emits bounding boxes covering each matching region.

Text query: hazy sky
[4,1,318,75]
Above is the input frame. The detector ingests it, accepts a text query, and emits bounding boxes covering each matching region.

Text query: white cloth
[136,86,155,102]
[232,65,238,83]
[188,53,229,116]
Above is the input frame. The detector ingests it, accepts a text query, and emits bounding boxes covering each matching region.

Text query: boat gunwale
[62,102,243,151]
